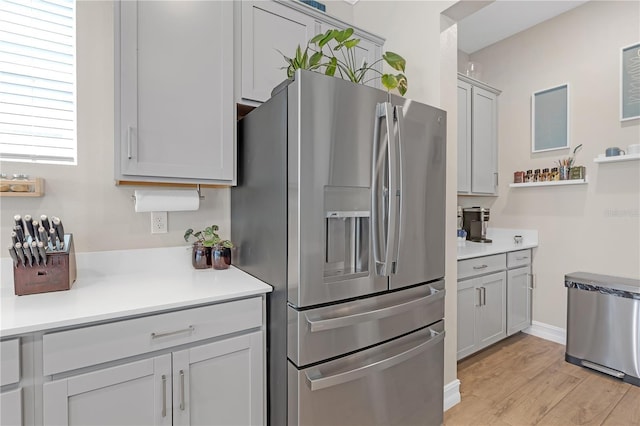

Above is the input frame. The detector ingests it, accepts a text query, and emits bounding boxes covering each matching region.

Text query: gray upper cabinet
[239,1,384,104]
[115,1,235,185]
[457,74,500,195]
[240,1,318,103]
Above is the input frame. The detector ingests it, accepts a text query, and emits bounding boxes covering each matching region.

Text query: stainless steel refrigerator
[232,70,446,426]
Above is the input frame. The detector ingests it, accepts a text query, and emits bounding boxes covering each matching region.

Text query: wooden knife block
[13,234,77,296]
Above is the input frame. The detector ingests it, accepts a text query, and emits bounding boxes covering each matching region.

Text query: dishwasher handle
[305,327,445,391]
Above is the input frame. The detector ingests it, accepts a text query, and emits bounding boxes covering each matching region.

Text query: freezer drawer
[565,272,640,386]
[288,321,445,426]
[288,281,445,367]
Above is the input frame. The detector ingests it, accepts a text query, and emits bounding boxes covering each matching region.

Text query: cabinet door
[241,1,318,102]
[172,331,263,426]
[118,1,234,183]
[457,81,472,193]
[43,355,172,426]
[471,86,498,194]
[0,388,22,426]
[507,266,532,335]
[477,271,507,349]
[457,278,479,360]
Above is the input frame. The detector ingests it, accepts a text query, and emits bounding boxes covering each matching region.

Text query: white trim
[443,379,461,411]
[523,320,566,345]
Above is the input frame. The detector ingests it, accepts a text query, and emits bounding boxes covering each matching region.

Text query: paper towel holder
[130,184,206,203]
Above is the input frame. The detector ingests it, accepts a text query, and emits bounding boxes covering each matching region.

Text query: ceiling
[458,0,589,54]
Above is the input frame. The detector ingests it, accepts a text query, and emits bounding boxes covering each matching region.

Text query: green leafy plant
[184,225,233,249]
[280,28,408,95]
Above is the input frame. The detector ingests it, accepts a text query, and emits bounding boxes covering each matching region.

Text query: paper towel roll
[134,189,200,212]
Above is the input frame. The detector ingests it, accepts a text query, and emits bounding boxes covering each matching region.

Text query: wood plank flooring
[444,333,640,426]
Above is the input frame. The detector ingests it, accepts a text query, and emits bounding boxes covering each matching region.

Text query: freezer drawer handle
[305,286,445,332]
[305,328,445,391]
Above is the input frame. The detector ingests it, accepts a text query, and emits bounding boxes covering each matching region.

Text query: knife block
[13,234,77,296]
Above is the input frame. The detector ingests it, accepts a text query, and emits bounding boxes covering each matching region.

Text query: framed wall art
[621,42,640,121]
[532,83,570,153]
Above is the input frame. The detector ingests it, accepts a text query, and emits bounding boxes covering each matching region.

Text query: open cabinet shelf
[0,178,44,197]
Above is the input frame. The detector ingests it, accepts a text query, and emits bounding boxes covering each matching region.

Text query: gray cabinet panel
[507,266,532,336]
[456,279,477,360]
[241,1,317,103]
[477,271,507,347]
[116,1,234,184]
[457,75,499,195]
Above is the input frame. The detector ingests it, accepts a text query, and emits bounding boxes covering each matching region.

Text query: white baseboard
[443,379,461,411]
[523,320,566,345]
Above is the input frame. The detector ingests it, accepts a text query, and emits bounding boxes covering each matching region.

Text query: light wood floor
[444,333,640,426]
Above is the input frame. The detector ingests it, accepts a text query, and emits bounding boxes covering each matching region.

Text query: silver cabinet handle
[306,286,444,332]
[161,374,167,418]
[482,286,487,306]
[179,370,185,411]
[516,256,529,260]
[305,327,445,391]
[473,264,488,270]
[476,288,482,307]
[527,273,535,290]
[127,126,134,159]
[151,325,194,339]
[494,172,498,187]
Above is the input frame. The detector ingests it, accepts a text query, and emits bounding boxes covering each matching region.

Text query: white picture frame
[531,83,570,153]
[620,42,640,121]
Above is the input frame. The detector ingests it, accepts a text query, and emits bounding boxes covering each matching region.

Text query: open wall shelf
[509,179,588,188]
[593,154,640,163]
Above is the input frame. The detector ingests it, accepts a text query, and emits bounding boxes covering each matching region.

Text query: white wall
[0,1,231,254]
[352,0,459,389]
[466,0,640,328]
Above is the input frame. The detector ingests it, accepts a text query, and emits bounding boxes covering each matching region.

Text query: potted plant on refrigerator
[279,27,408,95]
[184,225,234,270]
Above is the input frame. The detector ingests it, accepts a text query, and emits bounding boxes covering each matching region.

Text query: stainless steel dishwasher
[565,272,640,386]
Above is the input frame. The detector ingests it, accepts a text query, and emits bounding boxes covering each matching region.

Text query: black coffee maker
[462,207,492,243]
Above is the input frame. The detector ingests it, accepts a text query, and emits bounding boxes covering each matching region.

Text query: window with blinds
[0,0,77,164]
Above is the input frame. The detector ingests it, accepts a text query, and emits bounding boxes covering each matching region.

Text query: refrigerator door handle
[304,328,445,391]
[372,102,394,276]
[384,102,398,276]
[391,105,404,273]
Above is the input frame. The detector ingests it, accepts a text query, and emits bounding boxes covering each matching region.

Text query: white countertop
[1,246,272,337]
[457,228,538,260]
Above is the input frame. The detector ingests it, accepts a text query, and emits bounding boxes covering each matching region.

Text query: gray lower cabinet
[37,297,264,426]
[457,74,500,195]
[43,333,263,426]
[457,271,507,360]
[115,1,235,185]
[0,339,22,426]
[457,249,533,360]
[507,250,533,336]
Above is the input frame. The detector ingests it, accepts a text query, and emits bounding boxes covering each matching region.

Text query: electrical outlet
[151,211,167,234]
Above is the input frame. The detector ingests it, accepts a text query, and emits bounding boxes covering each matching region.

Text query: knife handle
[50,228,59,251]
[38,241,47,266]
[14,214,23,234]
[23,244,33,267]
[31,241,40,266]
[15,243,26,267]
[52,217,65,248]
[11,231,18,245]
[40,215,51,233]
[38,226,49,246]
[14,225,25,243]
[24,214,35,239]
[8,244,19,268]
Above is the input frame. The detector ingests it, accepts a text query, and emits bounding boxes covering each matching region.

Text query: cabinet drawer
[507,249,532,268]
[43,297,262,376]
[0,338,20,386]
[458,254,506,280]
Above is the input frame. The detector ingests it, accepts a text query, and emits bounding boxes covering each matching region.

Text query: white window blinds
[0,0,77,164]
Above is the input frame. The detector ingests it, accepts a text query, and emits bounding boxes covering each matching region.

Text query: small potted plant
[184,225,234,270]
